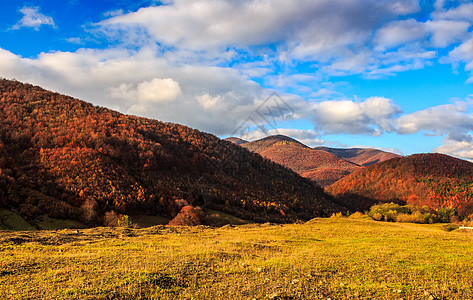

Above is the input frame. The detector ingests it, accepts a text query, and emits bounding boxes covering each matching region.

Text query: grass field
[1,218,473,299]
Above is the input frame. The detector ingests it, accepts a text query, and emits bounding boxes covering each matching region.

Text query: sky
[0,0,473,159]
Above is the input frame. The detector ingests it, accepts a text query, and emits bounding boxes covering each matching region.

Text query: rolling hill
[238,135,360,187]
[327,153,473,216]
[314,146,400,166]
[0,79,342,228]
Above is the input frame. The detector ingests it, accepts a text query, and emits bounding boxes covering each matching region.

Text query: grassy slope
[1,218,473,299]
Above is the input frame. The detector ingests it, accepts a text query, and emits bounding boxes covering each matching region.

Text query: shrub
[384,210,398,222]
[422,213,436,224]
[348,211,365,219]
[330,212,345,218]
[168,206,204,226]
[437,207,456,223]
[397,211,425,223]
[368,202,410,220]
[372,213,383,221]
[444,224,458,231]
[104,210,119,226]
[117,215,135,228]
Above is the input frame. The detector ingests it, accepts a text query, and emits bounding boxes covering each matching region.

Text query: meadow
[1,217,473,299]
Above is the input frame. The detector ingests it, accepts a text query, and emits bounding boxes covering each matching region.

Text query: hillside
[0,79,341,228]
[239,135,360,187]
[315,146,400,166]
[327,153,473,216]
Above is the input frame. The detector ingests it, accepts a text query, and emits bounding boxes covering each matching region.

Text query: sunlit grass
[1,218,473,299]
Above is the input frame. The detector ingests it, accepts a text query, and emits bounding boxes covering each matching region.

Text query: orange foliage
[0,79,340,226]
[328,153,473,216]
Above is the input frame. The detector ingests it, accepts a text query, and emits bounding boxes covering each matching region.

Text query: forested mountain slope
[327,153,473,216]
[0,79,341,227]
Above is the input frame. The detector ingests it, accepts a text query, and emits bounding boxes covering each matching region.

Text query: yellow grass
[1,218,473,299]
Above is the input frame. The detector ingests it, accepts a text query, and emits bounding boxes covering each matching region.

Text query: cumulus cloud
[137,78,181,102]
[396,100,473,159]
[110,77,181,117]
[98,0,419,62]
[425,20,470,48]
[434,2,473,21]
[434,134,473,160]
[397,101,473,134]
[445,37,473,82]
[373,19,426,51]
[12,6,55,31]
[311,97,402,135]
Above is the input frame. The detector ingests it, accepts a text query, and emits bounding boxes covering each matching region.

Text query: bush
[437,207,456,223]
[368,203,410,219]
[168,206,204,226]
[104,210,119,226]
[117,215,135,228]
[397,211,424,223]
[423,213,436,224]
[367,203,460,224]
[372,213,383,221]
[348,211,365,219]
[330,212,345,218]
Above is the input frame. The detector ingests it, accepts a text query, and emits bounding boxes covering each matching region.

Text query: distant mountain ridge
[314,146,400,166]
[230,135,398,187]
[224,137,248,145]
[0,79,341,228]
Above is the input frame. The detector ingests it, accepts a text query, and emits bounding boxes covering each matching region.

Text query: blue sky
[1,0,473,159]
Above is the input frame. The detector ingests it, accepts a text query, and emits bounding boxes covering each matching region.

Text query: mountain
[0,79,342,228]
[314,146,400,166]
[239,135,306,152]
[239,135,360,187]
[223,137,248,145]
[327,153,473,216]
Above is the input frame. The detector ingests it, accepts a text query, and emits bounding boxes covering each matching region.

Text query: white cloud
[137,78,181,102]
[434,137,473,160]
[445,37,473,82]
[396,100,473,160]
[312,97,402,135]
[12,6,55,31]
[426,20,470,48]
[373,19,426,51]
[111,78,181,104]
[397,101,473,134]
[435,2,473,21]
[98,0,419,61]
